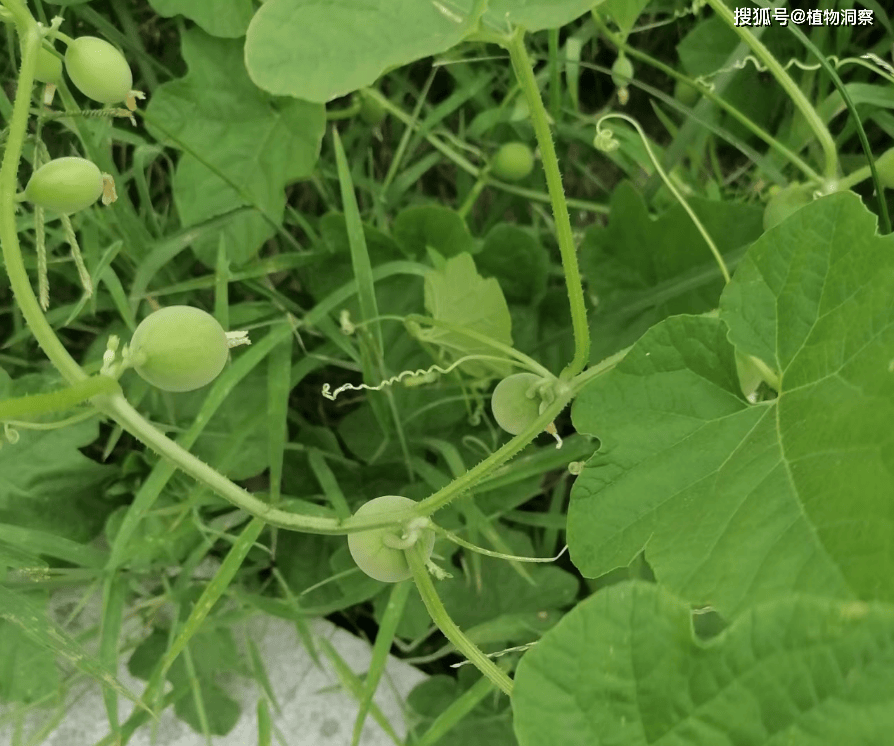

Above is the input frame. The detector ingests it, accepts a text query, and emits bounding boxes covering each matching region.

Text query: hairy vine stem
[407,543,513,696]
[504,28,591,380]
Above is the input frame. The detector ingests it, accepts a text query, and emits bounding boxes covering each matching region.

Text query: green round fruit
[129,306,229,393]
[491,142,535,182]
[491,373,544,436]
[875,147,894,190]
[611,55,634,89]
[64,36,132,104]
[35,47,62,84]
[359,90,387,126]
[25,157,103,215]
[762,183,814,231]
[673,78,698,107]
[347,496,435,583]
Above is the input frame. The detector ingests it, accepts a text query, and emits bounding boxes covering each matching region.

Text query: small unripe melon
[65,36,132,104]
[347,496,435,583]
[491,373,543,436]
[129,306,229,393]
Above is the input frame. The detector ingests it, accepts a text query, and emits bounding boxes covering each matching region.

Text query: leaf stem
[505,28,590,379]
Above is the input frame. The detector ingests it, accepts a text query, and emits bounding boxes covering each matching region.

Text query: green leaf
[486,0,601,31]
[244,0,603,103]
[277,532,344,606]
[595,0,650,37]
[513,582,894,746]
[128,627,243,736]
[675,17,787,142]
[568,193,894,615]
[0,539,46,574]
[104,497,201,571]
[408,673,515,746]
[0,418,114,543]
[676,14,741,77]
[0,595,59,704]
[147,0,253,37]
[173,677,240,736]
[244,0,481,103]
[0,586,144,712]
[477,224,548,304]
[420,252,514,378]
[721,192,894,587]
[580,181,763,361]
[145,29,325,265]
[392,204,478,259]
[393,530,577,641]
[301,212,403,301]
[127,628,168,681]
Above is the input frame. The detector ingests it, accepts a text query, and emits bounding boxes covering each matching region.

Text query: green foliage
[128,626,244,735]
[477,224,548,303]
[1,1,892,742]
[393,205,477,258]
[597,0,650,37]
[0,374,115,542]
[103,495,201,571]
[487,0,603,31]
[144,29,325,265]
[419,252,514,379]
[148,0,253,38]
[245,0,479,102]
[395,530,577,638]
[0,595,60,704]
[514,582,894,745]
[675,15,791,141]
[407,671,515,745]
[569,194,894,615]
[580,182,763,361]
[762,182,814,230]
[244,0,598,101]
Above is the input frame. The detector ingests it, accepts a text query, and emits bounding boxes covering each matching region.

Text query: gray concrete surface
[0,585,428,745]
